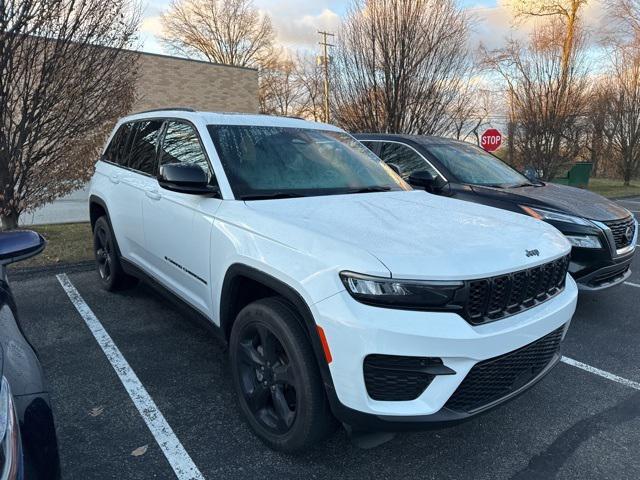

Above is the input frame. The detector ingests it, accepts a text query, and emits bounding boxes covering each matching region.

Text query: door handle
[145,189,162,201]
[109,173,120,184]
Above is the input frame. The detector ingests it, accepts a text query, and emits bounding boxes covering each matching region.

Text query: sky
[137,0,608,129]
[138,0,520,56]
[139,0,607,57]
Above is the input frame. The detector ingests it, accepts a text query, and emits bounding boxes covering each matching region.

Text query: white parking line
[624,281,640,288]
[56,274,204,480]
[561,356,640,391]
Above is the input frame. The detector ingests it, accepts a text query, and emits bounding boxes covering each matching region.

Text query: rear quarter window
[103,123,135,167]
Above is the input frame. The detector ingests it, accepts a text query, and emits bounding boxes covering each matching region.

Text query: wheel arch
[89,195,109,231]
[89,195,123,257]
[219,264,337,398]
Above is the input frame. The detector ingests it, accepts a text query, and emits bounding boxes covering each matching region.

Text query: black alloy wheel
[94,222,113,283]
[93,216,135,291]
[237,324,298,433]
[230,297,336,451]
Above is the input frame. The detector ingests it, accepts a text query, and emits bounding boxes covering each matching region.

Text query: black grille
[605,217,636,250]
[464,255,570,325]
[445,326,565,413]
[363,355,439,401]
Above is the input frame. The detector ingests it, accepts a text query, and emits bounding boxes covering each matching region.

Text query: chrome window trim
[364,139,448,182]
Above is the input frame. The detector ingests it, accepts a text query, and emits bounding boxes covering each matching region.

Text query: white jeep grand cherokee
[89,109,578,451]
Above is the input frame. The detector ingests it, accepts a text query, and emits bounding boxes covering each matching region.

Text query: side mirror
[158,163,218,195]
[408,170,447,194]
[0,230,46,265]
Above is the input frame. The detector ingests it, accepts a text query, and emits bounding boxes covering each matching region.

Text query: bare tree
[604,45,640,184]
[449,87,493,142]
[511,1,588,77]
[332,0,475,135]
[161,0,274,68]
[608,0,640,42]
[0,0,140,229]
[485,20,591,180]
[294,53,325,122]
[259,57,304,116]
[583,84,615,176]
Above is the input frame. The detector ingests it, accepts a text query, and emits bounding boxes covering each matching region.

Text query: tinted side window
[159,122,212,180]
[104,123,134,166]
[379,142,438,180]
[359,141,380,155]
[129,120,163,175]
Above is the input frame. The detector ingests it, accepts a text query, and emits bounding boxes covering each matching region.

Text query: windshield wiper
[344,186,392,194]
[240,192,308,200]
[509,182,536,188]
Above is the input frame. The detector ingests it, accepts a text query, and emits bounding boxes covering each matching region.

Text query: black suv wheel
[229,297,336,451]
[93,216,136,291]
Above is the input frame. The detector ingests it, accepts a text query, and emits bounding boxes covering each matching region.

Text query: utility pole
[318,31,334,123]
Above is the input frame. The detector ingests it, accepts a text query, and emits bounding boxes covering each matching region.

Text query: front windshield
[208,125,408,199]
[427,142,530,187]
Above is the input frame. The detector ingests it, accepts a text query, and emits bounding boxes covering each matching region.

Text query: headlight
[520,206,593,226]
[340,271,464,309]
[565,234,602,249]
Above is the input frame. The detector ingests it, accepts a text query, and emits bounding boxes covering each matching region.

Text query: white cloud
[255,0,343,51]
[140,15,163,36]
[468,0,607,51]
[273,8,341,50]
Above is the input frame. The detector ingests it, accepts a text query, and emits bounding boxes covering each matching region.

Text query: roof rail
[132,107,196,115]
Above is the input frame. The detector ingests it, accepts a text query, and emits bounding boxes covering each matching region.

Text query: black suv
[355,133,637,291]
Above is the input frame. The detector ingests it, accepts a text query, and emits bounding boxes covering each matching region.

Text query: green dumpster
[551,162,593,188]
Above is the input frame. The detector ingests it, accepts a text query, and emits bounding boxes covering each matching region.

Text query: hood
[470,183,630,222]
[244,191,570,280]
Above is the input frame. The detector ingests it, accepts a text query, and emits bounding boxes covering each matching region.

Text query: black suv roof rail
[132,107,196,115]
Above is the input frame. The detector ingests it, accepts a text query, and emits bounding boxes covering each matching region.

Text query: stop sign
[480,129,502,152]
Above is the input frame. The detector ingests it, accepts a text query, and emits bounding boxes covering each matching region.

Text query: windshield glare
[208,125,408,198]
[427,143,530,187]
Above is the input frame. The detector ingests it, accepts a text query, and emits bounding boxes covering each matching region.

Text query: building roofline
[133,48,259,72]
[15,33,259,72]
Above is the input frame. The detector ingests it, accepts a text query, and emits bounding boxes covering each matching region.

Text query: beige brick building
[131,52,259,114]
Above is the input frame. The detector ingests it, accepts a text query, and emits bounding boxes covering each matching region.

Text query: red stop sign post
[480,129,502,152]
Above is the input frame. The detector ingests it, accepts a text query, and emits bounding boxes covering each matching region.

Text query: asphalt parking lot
[12,197,640,480]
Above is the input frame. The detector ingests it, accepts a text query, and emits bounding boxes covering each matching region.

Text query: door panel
[142,120,220,313]
[103,122,145,258]
[143,192,219,313]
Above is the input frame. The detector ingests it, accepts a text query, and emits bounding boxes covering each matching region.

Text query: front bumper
[572,251,633,291]
[564,218,637,290]
[313,275,578,428]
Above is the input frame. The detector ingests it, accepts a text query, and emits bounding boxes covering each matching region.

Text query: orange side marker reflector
[316,325,332,364]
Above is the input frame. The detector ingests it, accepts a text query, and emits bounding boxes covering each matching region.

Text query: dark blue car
[0,230,60,479]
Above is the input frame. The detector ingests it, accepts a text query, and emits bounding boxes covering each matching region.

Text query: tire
[93,216,136,291]
[229,297,336,452]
